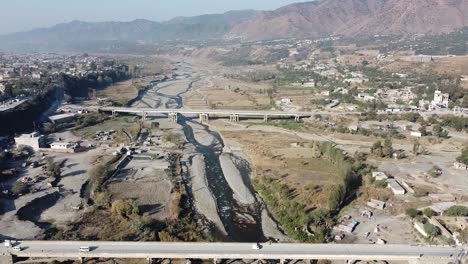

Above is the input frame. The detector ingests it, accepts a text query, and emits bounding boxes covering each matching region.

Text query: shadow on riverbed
[17,192,62,229]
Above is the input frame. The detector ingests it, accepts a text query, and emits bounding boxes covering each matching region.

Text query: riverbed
[135,61,286,242]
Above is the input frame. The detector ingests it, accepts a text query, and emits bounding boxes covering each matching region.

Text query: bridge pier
[263,114,268,122]
[111,110,116,118]
[199,113,209,123]
[229,114,239,122]
[294,115,300,122]
[168,112,178,123]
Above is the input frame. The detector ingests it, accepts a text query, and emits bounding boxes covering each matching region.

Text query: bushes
[252,176,323,242]
[111,199,139,218]
[423,223,440,238]
[374,180,388,188]
[456,147,468,166]
[423,208,437,217]
[162,132,183,146]
[406,208,419,218]
[11,181,28,195]
[445,205,468,217]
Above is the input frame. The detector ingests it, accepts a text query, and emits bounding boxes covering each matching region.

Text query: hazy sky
[1,0,308,35]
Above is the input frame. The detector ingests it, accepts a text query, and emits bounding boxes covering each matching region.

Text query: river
[137,61,266,242]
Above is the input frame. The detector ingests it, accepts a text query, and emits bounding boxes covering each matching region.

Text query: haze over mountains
[1,0,467,51]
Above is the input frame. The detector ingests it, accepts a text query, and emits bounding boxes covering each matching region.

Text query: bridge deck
[2,241,465,261]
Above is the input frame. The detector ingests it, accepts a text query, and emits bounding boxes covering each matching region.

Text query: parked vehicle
[79,246,90,252]
[252,243,261,250]
[12,246,22,252]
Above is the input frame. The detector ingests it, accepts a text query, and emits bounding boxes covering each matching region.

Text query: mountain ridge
[0,0,467,52]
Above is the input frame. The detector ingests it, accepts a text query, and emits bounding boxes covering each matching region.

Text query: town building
[387,179,406,195]
[50,142,77,150]
[367,199,386,210]
[48,113,77,124]
[428,193,456,202]
[454,162,468,170]
[432,90,449,108]
[430,202,457,215]
[14,132,46,150]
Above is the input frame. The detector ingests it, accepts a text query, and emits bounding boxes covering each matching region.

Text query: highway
[1,241,466,261]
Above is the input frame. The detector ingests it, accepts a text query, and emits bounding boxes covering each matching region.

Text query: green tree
[406,208,419,218]
[46,158,61,178]
[12,181,28,195]
[433,124,449,138]
[445,205,468,216]
[419,125,428,136]
[382,138,393,158]
[94,192,111,209]
[412,141,420,155]
[423,208,437,217]
[423,223,440,238]
[456,147,468,165]
[371,140,383,157]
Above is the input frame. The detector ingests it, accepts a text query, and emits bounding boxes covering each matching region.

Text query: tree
[423,208,437,217]
[12,181,28,195]
[94,192,110,209]
[433,124,449,138]
[371,140,383,157]
[111,199,139,218]
[412,141,421,156]
[406,208,419,218]
[46,158,61,179]
[423,223,440,238]
[419,125,428,136]
[382,138,393,158]
[456,147,468,166]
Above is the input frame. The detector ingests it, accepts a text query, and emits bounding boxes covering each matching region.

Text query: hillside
[228,0,468,40]
[0,10,258,51]
[1,0,467,51]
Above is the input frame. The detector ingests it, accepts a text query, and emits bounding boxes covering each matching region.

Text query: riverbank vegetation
[252,141,369,242]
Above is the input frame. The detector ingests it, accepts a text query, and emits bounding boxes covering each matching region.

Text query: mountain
[228,0,468,40]
[0,10,258,51]
[1,0,467,52]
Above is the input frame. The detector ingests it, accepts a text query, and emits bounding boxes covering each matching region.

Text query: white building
[432,90,449,108]
[387,179,406,195]
[454,162,468,170]
[14,132,45,150]
[410,131,422,137]
[367,199,386,210]
[50,142,77,150]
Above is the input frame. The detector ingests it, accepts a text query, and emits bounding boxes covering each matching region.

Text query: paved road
[1,241,466,261]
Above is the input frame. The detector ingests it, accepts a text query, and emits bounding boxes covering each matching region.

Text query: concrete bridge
[1,241,466,264]
[99,107,319,123]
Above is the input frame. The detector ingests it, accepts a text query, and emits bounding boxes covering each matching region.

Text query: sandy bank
[219,153,256,205]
